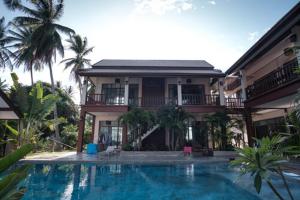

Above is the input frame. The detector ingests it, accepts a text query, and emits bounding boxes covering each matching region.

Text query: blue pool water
[20,163,300,200]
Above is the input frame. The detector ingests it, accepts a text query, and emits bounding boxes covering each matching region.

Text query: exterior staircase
[141,124,160,141]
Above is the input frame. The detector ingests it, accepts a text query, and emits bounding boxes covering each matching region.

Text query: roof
[226,2,300,75]
[0,89,21,120]
[93,59,215,69]
[79,59,224,77]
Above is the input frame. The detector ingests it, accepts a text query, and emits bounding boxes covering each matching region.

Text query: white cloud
[248,31,259,42]
[208,0,216,5]
[133,0,194,15]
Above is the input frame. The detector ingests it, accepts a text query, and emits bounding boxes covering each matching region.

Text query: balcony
[86,94,221,107]
[226,97,244,108]
[246,58,299,99]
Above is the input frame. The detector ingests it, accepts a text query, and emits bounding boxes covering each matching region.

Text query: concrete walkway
[21,151,237,164]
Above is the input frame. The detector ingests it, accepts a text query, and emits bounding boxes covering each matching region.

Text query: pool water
[20,163,300,200]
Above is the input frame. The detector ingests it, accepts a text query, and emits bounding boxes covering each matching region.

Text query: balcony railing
[182,94,220,105]
[86,94,221,107]
[226,97,244,108]
[246,58,299,99]
[86,94,124,105]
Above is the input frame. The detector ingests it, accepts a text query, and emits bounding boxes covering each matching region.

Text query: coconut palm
[8,24,41,85]
[0,17,12,69]
[61,34,93,97]
[4,0,75,146]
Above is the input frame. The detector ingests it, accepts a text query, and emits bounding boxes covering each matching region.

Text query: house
[76,59,238,152]
[225,2,300,146]
[0,89,21,120]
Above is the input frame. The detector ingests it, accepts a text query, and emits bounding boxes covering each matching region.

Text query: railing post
[124,77,129,105]
[80,76,88,105]
[177,78,182,106]
[240,70,247,101]
[218,78,225,106]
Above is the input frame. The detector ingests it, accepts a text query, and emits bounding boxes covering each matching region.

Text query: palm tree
[157,106,194,150]
[0,17,12,69]
[119,108,156,150]
[8,24,41,85]
[61,34,93,97]
[0,78,9,92]
[4,0,75,146]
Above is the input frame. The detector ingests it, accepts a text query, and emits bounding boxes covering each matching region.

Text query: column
[77,109,86,153]
[218,78,225,106]
[93,116,99,144]
[80,77,88,105]
[90,115,96,143]
[177,78,182,106]
[244,108,254,147]
[138,78,143,106]
[124,77,129,105]
[122,125,128,145]
[240,70,247,101]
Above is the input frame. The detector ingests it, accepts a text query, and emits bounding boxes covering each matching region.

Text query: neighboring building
[76,59,238,152]
[225,2,300,146]
[0,89,21,120]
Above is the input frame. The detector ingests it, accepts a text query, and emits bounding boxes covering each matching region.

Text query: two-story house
[225,2,300,146]
[76,60,227,152]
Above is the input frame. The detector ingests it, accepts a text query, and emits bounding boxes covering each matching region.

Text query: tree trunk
[29,60,34,86]
[48,62,61,151]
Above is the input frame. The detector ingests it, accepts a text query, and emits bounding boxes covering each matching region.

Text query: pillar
[124,77,129,105]
[244,108,254,147]
[138,78,143,106]
[122,125,128,145]
[93,117,99,144]
[90,115,96,143]
[240,70,247,101]
[218,78,225,106]
[177,78,182,106]
[77,109,86,153]
[80,77,88,105]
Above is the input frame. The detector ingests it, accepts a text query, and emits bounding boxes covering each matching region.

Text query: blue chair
[87,143,98,154]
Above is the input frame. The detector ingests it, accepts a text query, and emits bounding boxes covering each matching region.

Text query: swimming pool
[21,163,300,200]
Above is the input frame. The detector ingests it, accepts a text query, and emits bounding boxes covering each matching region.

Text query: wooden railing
[182,94,220,105]
[246,58,299,99]
[226,97,244,108]
[87,94,227,107]
[226,79,241,91]
[86,94,124,105]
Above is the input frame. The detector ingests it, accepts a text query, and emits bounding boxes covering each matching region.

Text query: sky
[0,0,299,103]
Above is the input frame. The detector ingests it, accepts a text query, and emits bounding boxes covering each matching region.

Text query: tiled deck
[21,151,236,164]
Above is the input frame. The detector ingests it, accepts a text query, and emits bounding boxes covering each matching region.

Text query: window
[102,84,125,105]
[99,121,123,147]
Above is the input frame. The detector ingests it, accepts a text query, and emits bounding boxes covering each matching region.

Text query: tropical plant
[61,34,93,97]
[0,17,12,69]
[60,124,77,148]
[0,78,9,92]
[119,108,156,150]
[4,0,75,147]
[157,105,194,150]
[231,135,299,200]
[9,73,60,144]
[0,144,33,200]
[204,111,231,150]
[8,23,41,85]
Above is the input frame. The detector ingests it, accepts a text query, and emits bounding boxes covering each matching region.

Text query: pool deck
[20,151,236,165]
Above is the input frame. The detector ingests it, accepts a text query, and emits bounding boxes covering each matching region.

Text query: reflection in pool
[21,163,300,200]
